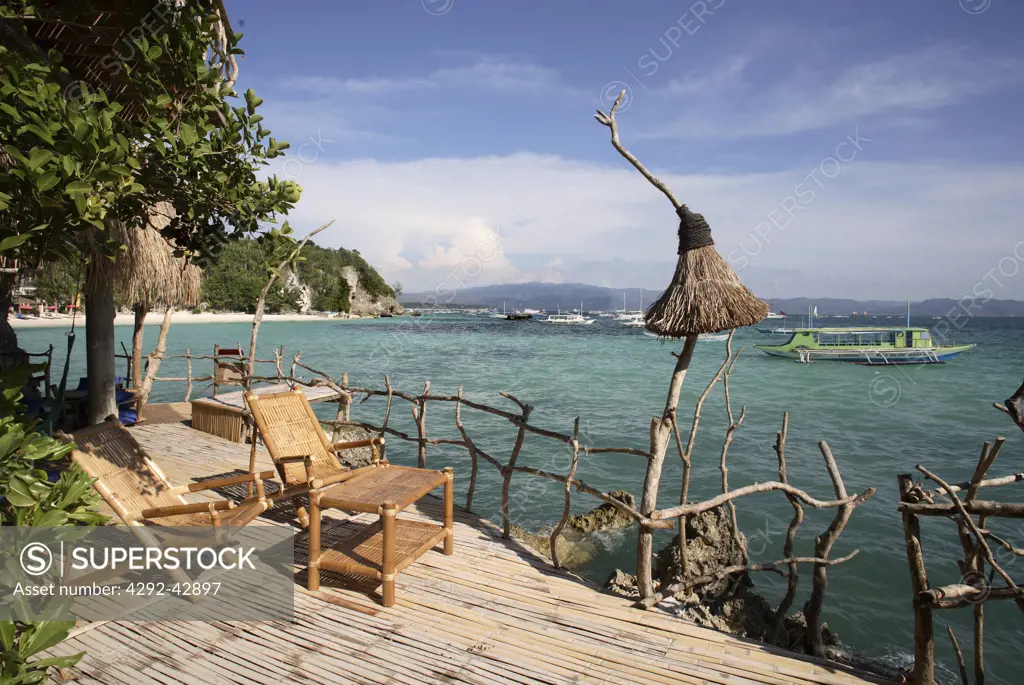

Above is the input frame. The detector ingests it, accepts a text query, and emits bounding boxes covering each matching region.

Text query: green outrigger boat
[755,327,975,365]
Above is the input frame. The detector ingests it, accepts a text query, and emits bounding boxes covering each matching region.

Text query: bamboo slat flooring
[194,382,343,411]
[47,423,895,685]
[139,402,192,425]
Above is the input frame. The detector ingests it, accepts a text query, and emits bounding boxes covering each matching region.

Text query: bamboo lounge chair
[71,418,275,528]
[245,388,453,605]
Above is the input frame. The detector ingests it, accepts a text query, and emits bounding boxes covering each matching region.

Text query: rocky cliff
[340,266,404,317]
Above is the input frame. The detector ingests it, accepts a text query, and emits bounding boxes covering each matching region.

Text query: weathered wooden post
[899,473,934,685]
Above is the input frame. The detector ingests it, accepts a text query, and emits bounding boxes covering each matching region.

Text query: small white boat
[543,312,595,325]
[619,313,644,327]
[490,302,508,319]
[543,301,594,324]
[764,311,786,320]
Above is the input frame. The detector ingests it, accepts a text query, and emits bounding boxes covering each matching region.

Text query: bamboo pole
[382,501,397,607]
[443,467,454,556]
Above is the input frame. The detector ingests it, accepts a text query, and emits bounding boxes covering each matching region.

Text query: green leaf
[33,509,69,527]
[147,45,163,61]
[27,148,52,170]
[64,181,92,195]
[155,93,172,108]
[244,88,263,114]
[0,233,33,253]
[19,621,75,658]
[179,123,198,147]
[5,476,37,507]
[35,170,59,192]
[0,621,14,650]
[22,122,54,144]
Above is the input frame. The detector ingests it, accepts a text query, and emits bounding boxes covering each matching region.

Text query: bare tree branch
[594,90,681,210]
[639,552,859,609]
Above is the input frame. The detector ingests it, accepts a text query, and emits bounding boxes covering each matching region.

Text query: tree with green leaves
[0,0,302,422]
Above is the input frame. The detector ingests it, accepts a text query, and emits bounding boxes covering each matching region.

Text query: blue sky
[224,0,1024,300]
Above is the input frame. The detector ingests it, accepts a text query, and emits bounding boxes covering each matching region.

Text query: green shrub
[0,366,106,682]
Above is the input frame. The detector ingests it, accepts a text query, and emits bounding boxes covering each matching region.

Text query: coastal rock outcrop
[323,424,380,469]
[567,490,636,533]
[509,490,638,571]
[340,266,403,317]
[603,506,839,651]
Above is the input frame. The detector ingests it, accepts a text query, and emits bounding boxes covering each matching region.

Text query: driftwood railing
[119,344,297,402]
[235,336,877,658]
[898,382,1024,685]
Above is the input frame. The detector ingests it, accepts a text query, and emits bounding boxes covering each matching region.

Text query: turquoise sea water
[15,314,1024,682]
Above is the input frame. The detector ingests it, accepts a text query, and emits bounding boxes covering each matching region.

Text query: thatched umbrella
[594,92,767,598]
[645,205,767,335]
[115,203,202,396]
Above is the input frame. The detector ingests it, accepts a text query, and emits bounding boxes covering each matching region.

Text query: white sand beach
[8,310,360,328]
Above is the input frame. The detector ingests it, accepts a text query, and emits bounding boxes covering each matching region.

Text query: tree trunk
[85,262,117,425]
[0,274,28,372]
[137,308,174,407]
[132,303,147,390]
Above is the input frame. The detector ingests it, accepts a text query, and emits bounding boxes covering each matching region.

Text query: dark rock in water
[568,490,636,533]
[509,524,598,571]
[656,506,747,596]
[508,492,637,571]
[326,424,380,469]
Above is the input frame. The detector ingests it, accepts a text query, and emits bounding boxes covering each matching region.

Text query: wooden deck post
[899,473,934,685]
[213,344,220,396]
[443,467,454,555]
[382,502,398,606]
[307,490,322,591]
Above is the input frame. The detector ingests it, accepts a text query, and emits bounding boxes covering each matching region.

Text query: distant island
[400,282,1024,317]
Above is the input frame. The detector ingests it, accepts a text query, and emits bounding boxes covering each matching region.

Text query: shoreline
[9,311,369,329]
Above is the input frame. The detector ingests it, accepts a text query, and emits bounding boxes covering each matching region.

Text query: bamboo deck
[47,423,894,685]
[191,383,344,442]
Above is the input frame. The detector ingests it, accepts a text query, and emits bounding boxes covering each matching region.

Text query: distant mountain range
[399,282,1024,317]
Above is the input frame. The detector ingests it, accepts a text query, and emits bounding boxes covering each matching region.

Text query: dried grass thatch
[89,202,202,309]
[645,206,768,337]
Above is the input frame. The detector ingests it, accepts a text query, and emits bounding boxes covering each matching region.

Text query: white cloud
[644,45,1022,140]
[279,152,1024,300]
[289,58,563,96]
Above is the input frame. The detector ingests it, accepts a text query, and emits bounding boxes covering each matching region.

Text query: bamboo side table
[306,465,454,606]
